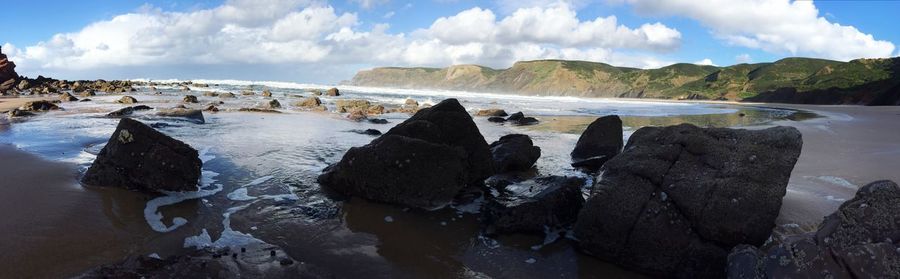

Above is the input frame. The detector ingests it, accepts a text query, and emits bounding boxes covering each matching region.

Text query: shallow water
[0,82,814,278]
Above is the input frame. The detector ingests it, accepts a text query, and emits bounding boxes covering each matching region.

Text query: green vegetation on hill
[349,57,900,105]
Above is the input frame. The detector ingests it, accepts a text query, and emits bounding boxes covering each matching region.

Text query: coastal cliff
[0,48,18,92]
[349,57,900,105]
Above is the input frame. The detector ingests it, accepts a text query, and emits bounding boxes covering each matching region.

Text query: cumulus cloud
[7,1,681,80]
[621,0,895,61]
[693,58,715,66]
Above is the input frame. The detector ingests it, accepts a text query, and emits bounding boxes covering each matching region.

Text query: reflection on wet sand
[524,107,819,134]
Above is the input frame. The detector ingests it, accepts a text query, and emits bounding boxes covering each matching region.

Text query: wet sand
[762,105,900,227]
[0,145,199,277]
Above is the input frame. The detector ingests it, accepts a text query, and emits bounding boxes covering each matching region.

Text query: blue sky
[2,0,898,83]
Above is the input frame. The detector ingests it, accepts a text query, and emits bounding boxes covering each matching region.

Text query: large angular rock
[727,180,900,279]
[319,135,468,208]
[81,118,202,193]
[0,48,17,92]
[319,98,494,208]
[20,100,60,111]
[574,124,802,278]
[482,176,585,235]
[570,115,622,171]
[489,134,541,173]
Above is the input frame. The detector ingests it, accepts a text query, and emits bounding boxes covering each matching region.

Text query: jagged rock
[335,99,370,113]
[264,99,281,109]
[482,176,585,235]
[204,105,219,112]
[262,89,272,97]
[156,108,205,124]
[488,116,506,123]
[183,95,199,103]
[59,92,79,102]
[295,97,321,107]
[117,96,138,104]
[346,110,367,122]
[571,115,623,172]
[319,98,494,208]
[574,124,803,278]
[476,109,508,117]
[79,90,96,97]
[81,118,202,193]
[0,49,17,92]
[368,118,389,124]
[107,105,153,117]
[726,180,900,279]
[490,134,541,173]
[219,92,236,98]
[505,111,539,125]
[507,112,524,122]
[367,105,385,115]
[351,129,382,136]
[16,80,30,91]
[20,100,60,111]
[7,109,35,118]
[326,87,340,96]
[405,98,418,107]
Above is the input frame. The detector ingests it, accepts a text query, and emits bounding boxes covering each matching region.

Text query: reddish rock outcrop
[0,47,19,93]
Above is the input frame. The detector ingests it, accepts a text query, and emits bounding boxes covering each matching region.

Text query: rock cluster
[727,180,900,279]
[574,124,803,278]
[81,118,202,193]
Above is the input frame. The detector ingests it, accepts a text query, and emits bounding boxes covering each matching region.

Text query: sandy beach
[0,93,897,277]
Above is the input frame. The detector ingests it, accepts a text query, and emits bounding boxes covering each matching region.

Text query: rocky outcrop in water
[570,115,623,172]
[489,134,541,173]
[81,118,202,193]
[482,176,585,235]
[117,96,138,104]
[326,88,340,96]
[106,105,153,117]
[727,180,900,279]
[574,124,803,278]
[0,48,17,93]
[318,98,494,208]
[156,108,205,124]
[475,109,508,117]
[183,95,199,103]
[505,112,539,125]
[20,100,60,111]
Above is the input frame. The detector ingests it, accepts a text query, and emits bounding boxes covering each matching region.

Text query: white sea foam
[144,148,222,233]
[227,188,255,201]
[184,204,266,249]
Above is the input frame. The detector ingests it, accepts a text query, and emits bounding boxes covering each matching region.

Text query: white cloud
[7,1,681,81]
[622,0,895,61]
[495,0,596,13]
[383,11,395,19]
[350,0,389,9]
[735,53,752,63]
[693,58,715,66]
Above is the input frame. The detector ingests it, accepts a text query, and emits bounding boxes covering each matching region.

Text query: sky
[2,0,899,83]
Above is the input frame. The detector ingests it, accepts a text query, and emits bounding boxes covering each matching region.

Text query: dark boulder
[367,118,389,124]
[574,124,803,278]
[727,180,900,279]
[482,176,585,235]
[7,109,35,118]
[183,95,199,103]
[570,115,623,172]
[487,116,506,123]
[107,105,153,117]
[319,98,494,208]
[318,134,468,208]
[265,99,281,109]
[81,118,202,193]
[489,134,541,173]
[507,112,524,122]
[204,105,219,112]
[117,96,138,104]
[156,108,205,124]
[350,129,382,136]
[238,108,281,113]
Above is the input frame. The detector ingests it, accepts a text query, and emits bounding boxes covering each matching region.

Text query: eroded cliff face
[348,57,900,105]
[0,49,18,92]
